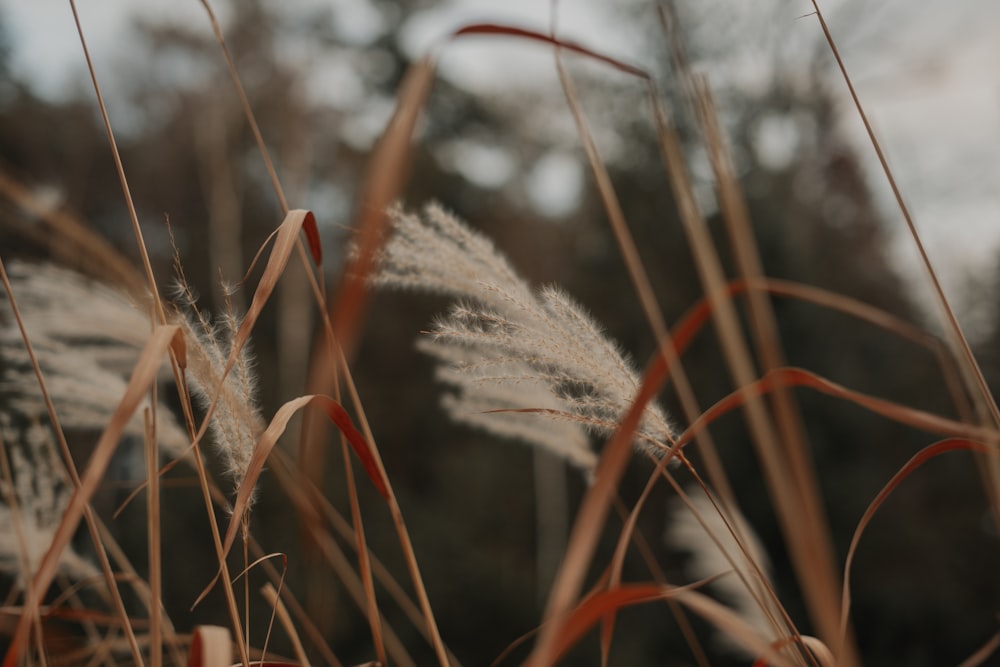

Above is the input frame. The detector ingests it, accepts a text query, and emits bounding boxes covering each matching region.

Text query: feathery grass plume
[1,260,265,508]
[666,490,785,657]
[0,413,98,584]
[372,204,674,467]
[419,339,597,473]
[172,277,264,509]
[0,261,189,458]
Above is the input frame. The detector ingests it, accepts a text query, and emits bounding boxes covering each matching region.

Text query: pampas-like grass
[0,261,189,458]
[0,414,97,584]
[172,278,265,508]
[372,204,675,467]
[666,490,785,657]
[0,260,265,526]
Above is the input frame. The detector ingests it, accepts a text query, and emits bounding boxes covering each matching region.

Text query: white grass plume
[373,204,675,469]
[418,338,597,472]
[172,279,265,508]
[666,490,785,657]
[0,414,98,584]
[0,261,189,458]
[1,260,265,510]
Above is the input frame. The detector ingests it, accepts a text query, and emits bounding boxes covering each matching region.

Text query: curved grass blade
[837,438,992,658]
[678,368,996,451]
[222,394,387,559]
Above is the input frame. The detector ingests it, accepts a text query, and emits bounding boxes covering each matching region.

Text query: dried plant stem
[536,45,742,663]
[809,0,1000,531]
[0,431,48,667]
[243,517,251,662]
[507,35,732,666]
[647,88,841,664]
[94,520,186,667]
[198,0,336,502]
[663,472,793,649]
[0,324,184,667]
[204,477,344,667]
[145,408,163,667]
[271,450,465,666]
[334,344,454,667]
[67,0,166,326]
[198,0,289,215]
[66,8,243,667]
[0,257,146,667]
[185,429,251,667]
[689,73,855,664]
[607,473,711,667]
[260,584,311,666]
[341,437,388,667]
[957,631,1000,667]
[269,455,417,667]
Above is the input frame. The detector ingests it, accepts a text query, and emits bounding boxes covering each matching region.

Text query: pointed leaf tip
[295,209,322,265]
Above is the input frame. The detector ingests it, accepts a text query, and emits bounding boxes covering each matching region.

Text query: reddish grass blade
[678,368,996,451]
[302,54,435,503]
[550,584,673,662]
[811,0,1000,534]
[601,455,677,664]
[222,394,388,558]
[528,350,669,666]
[326,56,436,356]
[671,278,937,361]
[838,438,991,657]
[2,325,185,667]
[669,276,972,429]
[451,24,647,79]
[548,581,799,667]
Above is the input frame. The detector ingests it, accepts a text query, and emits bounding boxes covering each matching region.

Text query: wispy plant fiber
[373,204,675,469]
[173,278,265,508]
[0,262,189,457]
[0,414,97,583]
[666,490,784,657]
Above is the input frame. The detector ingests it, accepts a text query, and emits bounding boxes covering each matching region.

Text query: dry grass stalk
[3,3,993,666]
[666,489,785,657]
[809,0,1000,538]
[0,257,277,665]
[66,3,251,661]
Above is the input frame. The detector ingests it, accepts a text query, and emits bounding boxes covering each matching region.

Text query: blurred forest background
[1,0,998,665]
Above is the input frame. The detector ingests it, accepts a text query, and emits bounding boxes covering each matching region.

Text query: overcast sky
[2,0,998,328]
